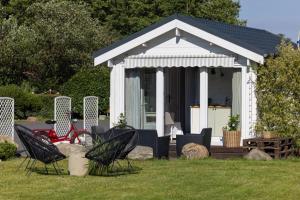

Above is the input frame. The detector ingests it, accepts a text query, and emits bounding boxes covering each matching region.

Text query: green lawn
[1,158,300,200]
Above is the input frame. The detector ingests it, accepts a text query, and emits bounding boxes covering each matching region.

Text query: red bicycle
[33,112,92,146]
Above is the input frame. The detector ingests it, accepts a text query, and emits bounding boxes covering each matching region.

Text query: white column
[241,63,248,142]
[199,67,208,132]
[249,66,257,138]
[156,68,164,137]
[109,62,125,128]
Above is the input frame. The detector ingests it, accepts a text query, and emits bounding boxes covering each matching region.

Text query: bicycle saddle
[45,120,56,124]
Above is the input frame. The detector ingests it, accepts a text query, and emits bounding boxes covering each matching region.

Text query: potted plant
[255,121,277,139]
[113,113,127,128]
[223,115,241,147]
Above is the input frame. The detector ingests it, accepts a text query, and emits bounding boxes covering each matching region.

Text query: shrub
[60,67,110,116]
[0,85,43,119]
[36,94,56,119]
[0,141,17,160]
[256,42,300,138]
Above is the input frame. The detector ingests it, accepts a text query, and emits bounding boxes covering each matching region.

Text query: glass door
[140,69,156,129]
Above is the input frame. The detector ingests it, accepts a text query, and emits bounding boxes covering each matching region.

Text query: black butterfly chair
[85,129,136,174]
[15,125,35,171]
[15,124,66,175]
[92,125,138,168]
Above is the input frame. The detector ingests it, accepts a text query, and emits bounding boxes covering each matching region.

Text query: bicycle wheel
[70,131,93,148]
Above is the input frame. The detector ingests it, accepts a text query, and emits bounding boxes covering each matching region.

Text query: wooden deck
[210,146,245,159]
[169,144,245,159]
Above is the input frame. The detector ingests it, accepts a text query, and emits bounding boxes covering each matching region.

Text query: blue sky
[239,0,300,42]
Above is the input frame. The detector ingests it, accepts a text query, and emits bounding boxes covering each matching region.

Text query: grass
[1,158,300,200]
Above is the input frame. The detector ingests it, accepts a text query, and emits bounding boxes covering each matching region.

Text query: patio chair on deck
[85,130,136,174]
[136,129,170,159]
[15,124,66,175]
[176,128,212,157]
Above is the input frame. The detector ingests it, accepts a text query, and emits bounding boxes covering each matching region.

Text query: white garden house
[93,14,281,145]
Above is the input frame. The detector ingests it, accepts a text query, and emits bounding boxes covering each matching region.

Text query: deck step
[210,146,245,159]
[168,144,245,159]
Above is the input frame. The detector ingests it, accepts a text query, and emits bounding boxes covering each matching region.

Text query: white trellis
[54,96,71,136]
[0,97,14,140]
[83,96,99,133]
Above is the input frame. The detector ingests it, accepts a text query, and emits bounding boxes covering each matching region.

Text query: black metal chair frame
[91,125,170,159]
[93,125,138,169]
[85,129,136,175]
[15,124,66,176]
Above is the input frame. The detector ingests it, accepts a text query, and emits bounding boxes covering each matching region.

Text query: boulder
[55,143,73,157]
[128,145,153,160]
[0,135,18,148]
[182,143,209,159]
[27,117,38,122]
[68,144,89,176]
[244,148,273,161]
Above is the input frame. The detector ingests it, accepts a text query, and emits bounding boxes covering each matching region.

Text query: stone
[0,135,18,148]
[68,144,89,176]
[182,143,209,159]
[128,145,153,160]
[244,148,273,161]
[55,143,73,157]
[27,116,38,122]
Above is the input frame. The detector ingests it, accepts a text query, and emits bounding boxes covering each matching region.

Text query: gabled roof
[93,14,282,64]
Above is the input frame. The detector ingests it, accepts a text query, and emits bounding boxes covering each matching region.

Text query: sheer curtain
[232,68,242,118]
[125,69,141,128]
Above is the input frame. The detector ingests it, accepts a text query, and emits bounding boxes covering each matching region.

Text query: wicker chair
[136,129,170,159]
[15,124,66,175]
[85,130,136,174]
[176,128,212,157]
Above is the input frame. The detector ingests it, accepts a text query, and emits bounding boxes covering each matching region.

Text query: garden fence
[83,96,98,133]
[0,97,14,140]
[54,96,71,136]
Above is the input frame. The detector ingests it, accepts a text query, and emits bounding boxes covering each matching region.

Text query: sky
[239,0,300,42]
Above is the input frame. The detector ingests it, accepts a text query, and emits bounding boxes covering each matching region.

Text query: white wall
[122,29,234,59]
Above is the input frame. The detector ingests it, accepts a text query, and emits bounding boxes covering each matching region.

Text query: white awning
[124,54,235,68]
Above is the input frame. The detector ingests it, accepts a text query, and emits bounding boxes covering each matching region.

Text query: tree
[0,0,244,92]
[256,42,300,139]
[0,1,111,91]
[88,0,244,37]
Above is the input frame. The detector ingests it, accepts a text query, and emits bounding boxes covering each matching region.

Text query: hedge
[60,66,109,116]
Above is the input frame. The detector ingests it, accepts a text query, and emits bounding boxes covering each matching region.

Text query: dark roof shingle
[93,14,282,59]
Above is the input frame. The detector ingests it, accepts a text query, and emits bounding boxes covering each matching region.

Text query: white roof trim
[94,19,264,66]
[124,54,235,68]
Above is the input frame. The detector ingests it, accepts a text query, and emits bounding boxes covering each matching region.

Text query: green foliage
[224,115,240,131]
[0,85,43,119]
[60,67,110,115]
[0,141,17,160]
[256,42,300,138]
[89,0,244,37]
[1,0,245,117]
[0,1,109,91]
[36,94,56,119]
